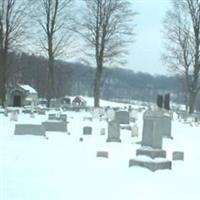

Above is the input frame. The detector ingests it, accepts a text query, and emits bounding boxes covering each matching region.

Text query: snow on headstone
[129,110,138,122]
[92,108,104,119]
[131,124,139,137]
[100,128,106,135]
[30,112,35,118]
[107,108,115,121]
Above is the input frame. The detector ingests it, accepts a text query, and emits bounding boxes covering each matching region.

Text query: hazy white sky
[126,0,171,75]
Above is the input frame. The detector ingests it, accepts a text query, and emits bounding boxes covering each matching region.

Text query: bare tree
[163,0,200,113]
[33,0,73,107]
[0,0,28,107]
[79,0,135,107]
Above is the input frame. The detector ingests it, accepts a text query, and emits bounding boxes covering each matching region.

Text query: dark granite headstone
[157,95,163,108]
[115,110,129,124]
[83,126,92,135]
[164,93,170,110]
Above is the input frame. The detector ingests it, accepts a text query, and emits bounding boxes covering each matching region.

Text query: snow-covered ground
[0,99,200,200]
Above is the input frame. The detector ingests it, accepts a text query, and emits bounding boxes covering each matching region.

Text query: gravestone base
[129,158,172,172]
[136,148,166,159]
[96,151,108,158]
[106,137,121,142]
[120,124,131,130]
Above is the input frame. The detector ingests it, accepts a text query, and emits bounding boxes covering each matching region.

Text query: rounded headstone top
[143,108,165,119]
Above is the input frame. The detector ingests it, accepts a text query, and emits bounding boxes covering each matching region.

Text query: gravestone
[14,124,46,136]
[83,126,92,135]
[106,120,121,142]
[96,151,108,158]
[141,109,163,149]
[38,109,46,115]
[161,113,172,138]
[48,113,56,120]
[10,110,18,121]
[115,110,129,124]
[30,112,35,118]
[42,121,67,132]
[129,109,172,171]
[172,151,184,161]
[100,128,106,135]
[164,93,170,110]
[4,109,8,117]
[129,110,138,122]
[60,114,67,122]
[107,108,115,121]
[48,113,68,122]
[131,124,139,137]
[157,95,163,108]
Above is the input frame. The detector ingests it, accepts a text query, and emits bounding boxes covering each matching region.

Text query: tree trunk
[94,66,102,107]
[189,91,197,113]
[47,57,55,108]
[0,53,7,108]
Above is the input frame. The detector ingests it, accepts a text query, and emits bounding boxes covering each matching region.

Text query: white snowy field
[0,100,200,200]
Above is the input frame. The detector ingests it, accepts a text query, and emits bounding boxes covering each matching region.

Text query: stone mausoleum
[6,84,38,107]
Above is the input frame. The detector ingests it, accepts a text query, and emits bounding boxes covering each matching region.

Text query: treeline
[7,52,188,107]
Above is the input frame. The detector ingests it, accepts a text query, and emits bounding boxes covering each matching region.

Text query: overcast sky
[126,0,171,75]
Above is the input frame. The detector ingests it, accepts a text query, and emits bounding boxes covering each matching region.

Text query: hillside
[6,52,189,107]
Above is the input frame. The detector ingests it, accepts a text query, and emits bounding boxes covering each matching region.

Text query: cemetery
[1,0,200,199]
[0,96,200,200]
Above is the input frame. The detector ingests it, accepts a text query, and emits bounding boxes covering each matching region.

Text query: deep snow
[0,99,200,200]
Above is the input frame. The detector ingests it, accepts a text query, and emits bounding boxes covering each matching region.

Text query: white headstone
[106,120,121,142]
[10,110,18,121]
[107,109,115,121]
[131,124,139,137]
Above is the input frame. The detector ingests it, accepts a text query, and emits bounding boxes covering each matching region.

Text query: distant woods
[0,0,136,108]
[6,52,199,110]
[2,0,200,112]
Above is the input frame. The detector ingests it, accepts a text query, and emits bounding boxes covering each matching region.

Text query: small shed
[6,84,38,107]
[72,96,86,106]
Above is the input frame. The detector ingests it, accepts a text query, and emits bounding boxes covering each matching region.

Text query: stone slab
[106,137,121,142]
[136,148,166,159]
[14,124,46,136]
[42,121,67,132]
[96,151,108,158]
[129,158,172,172]
[172,151,184,161]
